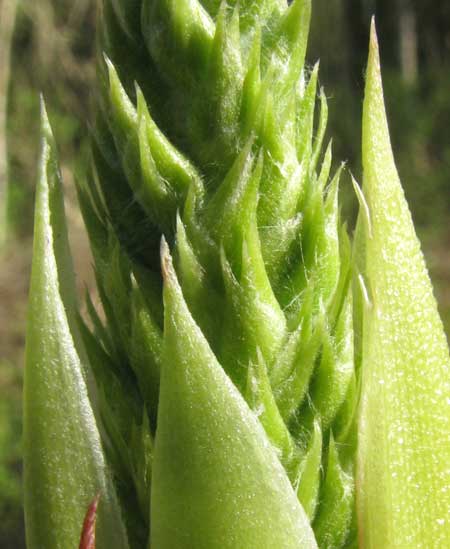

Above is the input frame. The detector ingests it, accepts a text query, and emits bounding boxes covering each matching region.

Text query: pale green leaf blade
[357,22,450,548]
[24,103,129,549]
[150,240,317,549]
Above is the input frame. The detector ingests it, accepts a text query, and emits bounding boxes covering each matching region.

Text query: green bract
[24,102,128,548]
[356,22,450,548]
[24,2,449,548]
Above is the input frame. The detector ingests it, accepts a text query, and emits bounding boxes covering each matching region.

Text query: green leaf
[23,102,129,549]
[150,240,317,549]
[357,21,450,547]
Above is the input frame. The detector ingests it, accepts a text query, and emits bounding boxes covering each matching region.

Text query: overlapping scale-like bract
[80,1,356,546]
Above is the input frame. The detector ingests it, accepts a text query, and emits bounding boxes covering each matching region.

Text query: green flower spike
[24,3,450,549]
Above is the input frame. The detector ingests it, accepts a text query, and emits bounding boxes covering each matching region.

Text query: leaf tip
[357,272,372,310]
[102,52,113,72]
[369,17,378,47]
[39,94,47,121]
[39,96,54,143]
[160,236,174,286]
[351,174,372,239]
[366,17,382,93]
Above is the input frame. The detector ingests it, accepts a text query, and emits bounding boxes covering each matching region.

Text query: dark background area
[0,1,448,546]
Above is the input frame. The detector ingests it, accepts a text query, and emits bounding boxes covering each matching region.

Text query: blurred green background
[0,0,448,546]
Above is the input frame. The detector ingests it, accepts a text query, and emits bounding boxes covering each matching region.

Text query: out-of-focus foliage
[0,360,24,549]
[7,0,95,237]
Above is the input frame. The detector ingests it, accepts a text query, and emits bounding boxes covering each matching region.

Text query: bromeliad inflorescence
[24,2,450,548]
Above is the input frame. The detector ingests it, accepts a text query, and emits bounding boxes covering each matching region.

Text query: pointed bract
[151,241,317,549]
[357,21,450,548]
[24,103,129,549]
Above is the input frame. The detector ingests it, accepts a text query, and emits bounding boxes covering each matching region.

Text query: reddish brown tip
[79,493,100,549]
